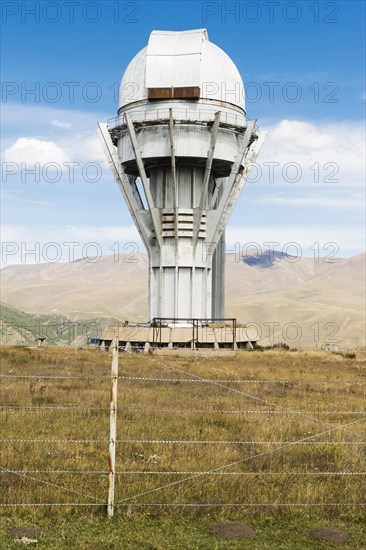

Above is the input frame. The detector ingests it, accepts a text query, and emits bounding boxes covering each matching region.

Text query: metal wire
[0,439,107,443]
[119,376,365,383]
[116,471,366,476]
[0,502,364,508]
[0,503,102,507]
[0,465,104,503]
[1,470,363,476]
[153,358,366,439]
[1,405,364,415]
[0,405,109,411]
[1,374,364,383]
[117,440,366,445]
[116,503,365,508]
[116,417,366,504]
[122,442,366,445]
[1,438,364,445]
[122,407,366,415]
[0,374,109,380]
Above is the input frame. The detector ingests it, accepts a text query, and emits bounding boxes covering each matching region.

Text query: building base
[98,319,257,352]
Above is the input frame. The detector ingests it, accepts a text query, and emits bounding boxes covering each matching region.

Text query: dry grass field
[0,346,365,549]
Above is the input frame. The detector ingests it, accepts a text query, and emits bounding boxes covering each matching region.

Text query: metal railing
[107,107,248,130]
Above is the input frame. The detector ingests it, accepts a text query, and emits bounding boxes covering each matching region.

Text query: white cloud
[257,119,365,188]
[268,119,333,151]
[2,103,108,133]
[51,119,72,129]
[2,133,108,180]
[0,223,140,243]
[1,103,110,168]
[4,137,70,166]
[258,193,364,209]
[82,135,108,164]
[63,224,140,241]
[1,222,364,267]
[0,224,142,266]
[1,191,51,209]
[226,224,365,254]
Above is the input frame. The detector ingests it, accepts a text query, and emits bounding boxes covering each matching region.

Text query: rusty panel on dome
[148,87,201,100]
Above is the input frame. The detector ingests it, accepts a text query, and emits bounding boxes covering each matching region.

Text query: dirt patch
[311,527,350,545]
[212,521,255,540]
[9,527,45,539]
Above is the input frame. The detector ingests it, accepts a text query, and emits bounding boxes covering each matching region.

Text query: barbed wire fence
[0,346,365,514]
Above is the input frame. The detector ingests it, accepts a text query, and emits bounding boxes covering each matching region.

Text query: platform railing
[107,108,248,130]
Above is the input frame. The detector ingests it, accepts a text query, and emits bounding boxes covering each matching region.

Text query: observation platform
[98,318,257,352]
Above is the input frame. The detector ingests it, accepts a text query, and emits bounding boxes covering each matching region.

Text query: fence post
[107,333,119,517]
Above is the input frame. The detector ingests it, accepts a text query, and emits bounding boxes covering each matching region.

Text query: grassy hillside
[0,303,120,346]
[0,303,47,346]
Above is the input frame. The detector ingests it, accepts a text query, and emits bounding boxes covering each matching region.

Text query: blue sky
[1,0,365,265]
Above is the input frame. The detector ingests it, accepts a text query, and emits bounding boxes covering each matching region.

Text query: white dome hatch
[119,29,245,111]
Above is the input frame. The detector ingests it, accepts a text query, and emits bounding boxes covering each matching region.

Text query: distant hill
[0,303,119,346]
[1,252,365,348]
[241,250,296,268]
[1,254,148,321]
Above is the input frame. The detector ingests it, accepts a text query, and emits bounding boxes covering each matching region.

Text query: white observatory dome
[119,29,245,112]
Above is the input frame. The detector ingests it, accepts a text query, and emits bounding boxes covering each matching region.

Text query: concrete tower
[99,29,265,322]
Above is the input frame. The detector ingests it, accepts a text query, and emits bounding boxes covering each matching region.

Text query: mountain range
[1,251,365,348]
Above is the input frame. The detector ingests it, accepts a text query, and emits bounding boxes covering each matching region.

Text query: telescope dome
[119,29,245,112]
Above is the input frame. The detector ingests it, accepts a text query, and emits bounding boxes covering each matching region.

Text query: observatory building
[98,29,265,348]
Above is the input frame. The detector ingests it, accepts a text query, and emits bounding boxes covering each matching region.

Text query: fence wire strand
[0,502,364,508]
[1,405,364,415]
[153,359,366,439]
[0,465,104,504]
[1,374,364,383]
[116,417,366,505]
[1,470,363,476]
[1,438,364,445]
